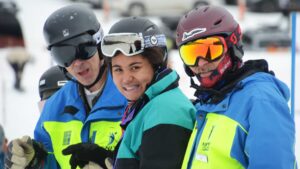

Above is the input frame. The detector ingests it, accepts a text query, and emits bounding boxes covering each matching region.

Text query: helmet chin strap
[83,60,106,89]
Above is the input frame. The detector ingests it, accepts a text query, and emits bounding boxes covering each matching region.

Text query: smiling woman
[99,16,196,169]
[111,54,154,101]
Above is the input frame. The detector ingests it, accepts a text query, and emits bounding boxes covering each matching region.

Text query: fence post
[290,12,297,119]
[1,78,6,125]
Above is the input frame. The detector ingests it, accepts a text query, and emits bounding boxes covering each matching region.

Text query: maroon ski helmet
[176,5,243,60]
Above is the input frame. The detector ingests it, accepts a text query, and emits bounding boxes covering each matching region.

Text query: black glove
[28,140,48,169]
[62,143,113,169]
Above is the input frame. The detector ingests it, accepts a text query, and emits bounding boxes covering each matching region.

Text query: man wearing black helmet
[5,4,127,169]
[176,6,297,169]
[37,65,68,112]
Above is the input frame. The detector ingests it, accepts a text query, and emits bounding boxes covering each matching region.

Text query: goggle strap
[144,34,167,48]
[93,27,104,45]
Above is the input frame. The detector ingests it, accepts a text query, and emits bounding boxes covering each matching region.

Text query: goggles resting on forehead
[101,33,167,57]
[179,36,227,66]
[49,28,103,67]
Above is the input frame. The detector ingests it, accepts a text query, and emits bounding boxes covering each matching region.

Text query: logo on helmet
[57,80,68,87]
[182,28,206,42]
[62,29,70,37]
[39,79,46,86]
[150,35,158,45]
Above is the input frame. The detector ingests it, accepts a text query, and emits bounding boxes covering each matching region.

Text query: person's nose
[190,58,209,74]
[122,71,134,84]
[71,59,83,67]
[197,58,209,67]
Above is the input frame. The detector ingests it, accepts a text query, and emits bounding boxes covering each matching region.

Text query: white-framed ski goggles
[101,33,167,57]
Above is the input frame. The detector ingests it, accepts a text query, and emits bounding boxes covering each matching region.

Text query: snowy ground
[0,0,299,163]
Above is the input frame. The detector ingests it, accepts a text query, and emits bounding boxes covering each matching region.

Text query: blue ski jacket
[34,72,127,169]
[182,72,297,169]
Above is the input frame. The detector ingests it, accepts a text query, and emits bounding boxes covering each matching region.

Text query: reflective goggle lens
[101,33,167,57]
[179,37,225,66]
[101,33,143,57]
[49,33,100,67]
[50,43,97,67]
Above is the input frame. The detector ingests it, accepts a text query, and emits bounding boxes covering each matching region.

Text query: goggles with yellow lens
[101,33,166,57]
[179,36,227,66]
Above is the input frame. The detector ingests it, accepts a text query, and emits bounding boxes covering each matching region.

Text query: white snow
[0,0,299,163]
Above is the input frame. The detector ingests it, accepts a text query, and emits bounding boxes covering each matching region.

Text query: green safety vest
[44,120,122,169]
[181,113,247,169]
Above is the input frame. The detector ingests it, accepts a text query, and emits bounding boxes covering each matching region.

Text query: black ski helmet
[39,66,68,100]
[176,5,243,61]
[43,4,106,89]
[43,4,102,48]
[107,17,168,69]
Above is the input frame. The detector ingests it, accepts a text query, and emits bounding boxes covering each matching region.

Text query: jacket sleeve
[34,102,60,169]
[138,124,192,169]
[246,98,297,169]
